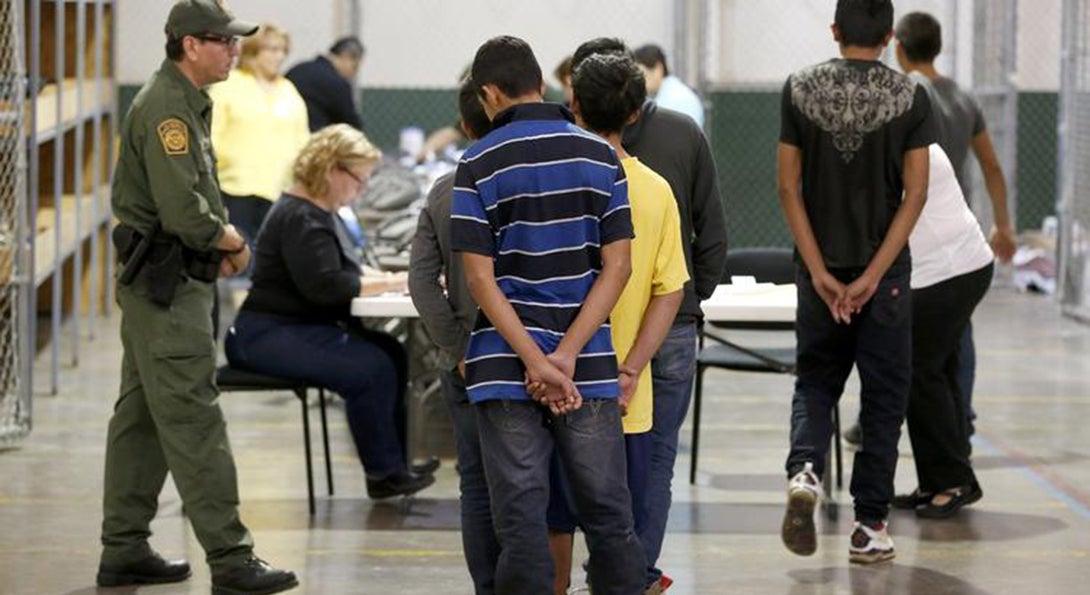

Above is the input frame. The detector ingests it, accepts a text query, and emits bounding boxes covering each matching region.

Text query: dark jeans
[476,399,646,595]
[546,430,653,539]
[786,264,912,522]
[222,193,273,253]
[642,321,697,583]
[224,310,408,477]
[441,370,499,595]
[907,264,993,492]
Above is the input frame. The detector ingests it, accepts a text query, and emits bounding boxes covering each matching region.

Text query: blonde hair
[239,23,290,73]
[293,124,382,197]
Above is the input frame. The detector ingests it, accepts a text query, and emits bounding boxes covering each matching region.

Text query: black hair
[895,12,942,62]
[165,35,185,61]
[470,36,543,100]
[834,0,894,48]
[572,53,646,134]
[572,37,629,72]
[633,44,669,76]
[458,77,491,140]
[330,36,365,58]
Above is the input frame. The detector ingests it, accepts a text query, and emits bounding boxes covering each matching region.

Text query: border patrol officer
[97,2,297,594]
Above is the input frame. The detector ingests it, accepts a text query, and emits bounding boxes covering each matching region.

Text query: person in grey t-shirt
[894,11,1016,262]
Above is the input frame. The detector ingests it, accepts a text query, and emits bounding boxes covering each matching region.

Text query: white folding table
[350,283,797,322]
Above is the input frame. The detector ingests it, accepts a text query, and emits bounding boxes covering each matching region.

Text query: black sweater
[285,56,365,132]
[241,194,361,323]
[623,100,728,324]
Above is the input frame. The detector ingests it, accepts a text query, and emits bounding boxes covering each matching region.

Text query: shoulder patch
[156,118,189,155]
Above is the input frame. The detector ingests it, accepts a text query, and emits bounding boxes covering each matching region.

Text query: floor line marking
[975,434,1090,522]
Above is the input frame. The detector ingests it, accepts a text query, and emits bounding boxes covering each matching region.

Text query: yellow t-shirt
[209,69,310,201]
[613,157,690,434]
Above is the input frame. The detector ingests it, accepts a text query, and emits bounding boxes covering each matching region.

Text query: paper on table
[720,281,778,295]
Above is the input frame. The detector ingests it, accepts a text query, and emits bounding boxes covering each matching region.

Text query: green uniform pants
[101,279,253,572]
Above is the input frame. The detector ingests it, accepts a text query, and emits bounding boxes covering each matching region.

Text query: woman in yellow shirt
[210,23,310,252]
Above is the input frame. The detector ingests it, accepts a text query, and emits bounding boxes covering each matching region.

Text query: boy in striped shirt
[451,35,646,595]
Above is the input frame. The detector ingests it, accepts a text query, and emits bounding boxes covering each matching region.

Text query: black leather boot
[96,553,191,586]
[211,557,298,595]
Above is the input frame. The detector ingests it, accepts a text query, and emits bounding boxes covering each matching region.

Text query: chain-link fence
[1059,0,1090,320]
[967,0,1018,232]
[1,0,29,447]
[702,0,1036,248]
[1012,0,1064,239]
[355,0,681,151]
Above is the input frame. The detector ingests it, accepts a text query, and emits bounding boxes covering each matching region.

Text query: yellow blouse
[209,69,310,201]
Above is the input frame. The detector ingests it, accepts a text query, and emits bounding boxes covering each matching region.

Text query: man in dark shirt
[570,38,728,590]
[407,79,499,594]
[285,36,365,131]
[778,0,933,565]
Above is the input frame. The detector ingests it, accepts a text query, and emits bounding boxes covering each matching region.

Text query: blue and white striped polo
[450,102,633,403]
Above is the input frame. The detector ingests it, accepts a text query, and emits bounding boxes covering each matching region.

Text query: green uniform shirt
[112,59,226,252]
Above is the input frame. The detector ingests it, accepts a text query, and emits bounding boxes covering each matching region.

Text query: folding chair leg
[318,388,334,496]
[297,389,316,516]
[689,366,705,485]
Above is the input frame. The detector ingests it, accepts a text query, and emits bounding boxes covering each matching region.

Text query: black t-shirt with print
[780,58,935,269]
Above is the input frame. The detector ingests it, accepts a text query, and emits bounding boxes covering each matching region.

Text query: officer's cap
[165,0,258,40]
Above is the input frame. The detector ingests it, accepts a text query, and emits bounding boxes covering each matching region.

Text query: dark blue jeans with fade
[225,310,407,476]
[642,321,698,584]
[440,370,499,595]
[785,263,913,522]
[476,398,646,595]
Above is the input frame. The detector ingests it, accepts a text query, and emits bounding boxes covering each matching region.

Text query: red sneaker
[645,574,674,594]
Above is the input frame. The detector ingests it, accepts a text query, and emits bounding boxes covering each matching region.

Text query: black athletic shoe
[411,456,441,475]
[366,470,436,499]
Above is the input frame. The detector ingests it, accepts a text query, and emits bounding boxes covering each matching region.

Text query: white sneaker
[849,520,896,564]
[781,462,821,556]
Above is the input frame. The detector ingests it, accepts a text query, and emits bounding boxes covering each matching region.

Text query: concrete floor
[1,288,1089,594]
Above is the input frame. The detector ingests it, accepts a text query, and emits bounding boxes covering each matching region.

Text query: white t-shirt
[909,144,994,289]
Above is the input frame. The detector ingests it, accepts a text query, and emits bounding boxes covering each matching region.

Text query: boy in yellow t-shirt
[543,52,689,594]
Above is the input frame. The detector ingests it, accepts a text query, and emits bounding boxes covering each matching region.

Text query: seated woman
[225,124,436,499]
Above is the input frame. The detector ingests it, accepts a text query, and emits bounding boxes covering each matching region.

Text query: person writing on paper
[225,124,437,500]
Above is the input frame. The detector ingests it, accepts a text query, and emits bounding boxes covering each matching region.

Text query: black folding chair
[690,248,842,499]
[216,365,333,516]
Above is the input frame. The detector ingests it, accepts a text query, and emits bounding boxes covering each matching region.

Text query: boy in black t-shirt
[777,0,934,564]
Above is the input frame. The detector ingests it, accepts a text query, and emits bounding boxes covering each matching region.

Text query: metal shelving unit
[23,0,115,399]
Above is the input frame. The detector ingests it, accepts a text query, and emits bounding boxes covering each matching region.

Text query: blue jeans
[441,370,499,595]
[641,321,697,583]
[786,264,912,522]
[476,399,646,595]
[225,310,408,476]
[958,322,977,430]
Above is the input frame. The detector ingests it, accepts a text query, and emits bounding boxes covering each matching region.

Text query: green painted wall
[360,88,460,152]
[1016,93,1059,231]
[706,91,791,248]
[118,84,1060,246]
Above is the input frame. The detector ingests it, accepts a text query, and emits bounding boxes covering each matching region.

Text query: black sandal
[916,483,983,519]
[892,488,932,510]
